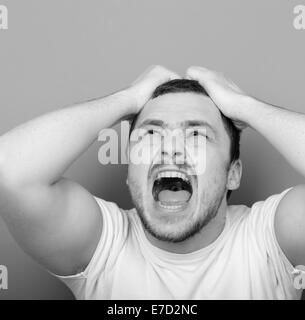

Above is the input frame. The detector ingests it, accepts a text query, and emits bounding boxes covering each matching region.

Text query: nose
[161,149,183,158]
[161,131,185,163]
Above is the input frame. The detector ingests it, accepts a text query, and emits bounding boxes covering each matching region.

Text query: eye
[147,129,156,135]
[146,128,162,136]
[192,130,199,137]
[190,129,207,138]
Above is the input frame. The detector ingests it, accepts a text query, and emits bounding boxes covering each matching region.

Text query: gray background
[0,0,305,299]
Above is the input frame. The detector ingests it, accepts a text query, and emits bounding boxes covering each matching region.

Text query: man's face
[127,92,232,242]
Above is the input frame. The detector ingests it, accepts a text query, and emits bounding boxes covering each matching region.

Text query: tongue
[158,190,191,205]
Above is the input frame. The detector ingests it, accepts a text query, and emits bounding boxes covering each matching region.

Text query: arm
[187,66,305,267]
[0,65,180,275]
[243,99,305,267]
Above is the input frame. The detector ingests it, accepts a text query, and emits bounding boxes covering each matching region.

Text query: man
[0,65,305,299]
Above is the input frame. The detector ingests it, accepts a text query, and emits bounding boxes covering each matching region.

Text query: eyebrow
[138,119,217,135]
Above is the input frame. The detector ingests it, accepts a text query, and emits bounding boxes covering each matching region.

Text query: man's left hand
[186,66,250,130]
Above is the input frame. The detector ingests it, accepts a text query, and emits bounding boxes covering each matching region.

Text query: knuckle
[146,65,159,74]
[154,65,164,72]
[187,66,196,73]
[187,66,200,76]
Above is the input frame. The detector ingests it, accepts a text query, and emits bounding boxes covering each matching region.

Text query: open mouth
[152,171,193,210]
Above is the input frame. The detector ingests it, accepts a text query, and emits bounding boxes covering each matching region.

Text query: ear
[226,159,242,191]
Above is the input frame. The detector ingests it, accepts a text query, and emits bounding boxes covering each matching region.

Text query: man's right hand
[127,65,181,114]
[0,65,179,277]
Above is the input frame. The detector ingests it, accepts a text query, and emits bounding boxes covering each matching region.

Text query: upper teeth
[156,171,189,182]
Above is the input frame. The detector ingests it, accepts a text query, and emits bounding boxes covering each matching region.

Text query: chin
[138,191,225,243]
[128,165,225,243]
[139,207,207,243]
[139,190,209,243]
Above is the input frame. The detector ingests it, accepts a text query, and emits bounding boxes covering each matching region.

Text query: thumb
[167,71,182,81]
[186,66,212,81]
[186,66,215,94]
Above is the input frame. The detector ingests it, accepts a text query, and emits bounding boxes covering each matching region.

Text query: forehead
[136,92,224,131]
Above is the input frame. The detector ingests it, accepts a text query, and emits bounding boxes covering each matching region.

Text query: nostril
[173,151,182,157]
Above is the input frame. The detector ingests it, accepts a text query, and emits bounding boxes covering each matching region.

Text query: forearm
[0,89,134,186]
[243,96,305,177]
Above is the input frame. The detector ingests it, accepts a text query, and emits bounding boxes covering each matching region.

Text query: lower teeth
[158,202,184,210]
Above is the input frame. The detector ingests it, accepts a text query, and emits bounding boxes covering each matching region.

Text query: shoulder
[93,196,128,219]
[246,188,293,226]
[92,196,132,240]
[227,188,292,238]
[275,185,305,266]
[276,185,305,216]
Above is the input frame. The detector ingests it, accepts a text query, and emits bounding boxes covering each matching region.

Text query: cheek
[185,138,207,175]
[129,139,161,166]
[197,170,227,206]
[187,143,225,177]
[197,152,228,189]
[128,163,150,194]
[129,163,146,179]
[204,142,229,171]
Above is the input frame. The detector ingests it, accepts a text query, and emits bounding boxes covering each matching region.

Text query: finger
[154,66,181,82]
[187,66,221,87]
[167,71,181,81]
[186,66,212,80]
[143,65,179,81]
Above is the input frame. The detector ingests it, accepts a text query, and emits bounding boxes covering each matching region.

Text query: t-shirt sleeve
[247,187,301,294]
[49,197,129,299]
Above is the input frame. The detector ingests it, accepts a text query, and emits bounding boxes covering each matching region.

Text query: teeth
[156,171,189,182]
[158,202,184,210]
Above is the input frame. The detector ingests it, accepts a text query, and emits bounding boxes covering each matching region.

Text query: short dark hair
[129,79,241,199]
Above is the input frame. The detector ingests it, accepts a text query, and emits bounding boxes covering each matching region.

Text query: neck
[145,197,228,254]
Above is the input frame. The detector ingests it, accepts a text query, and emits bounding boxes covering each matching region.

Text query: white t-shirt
[54,188,304,300]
